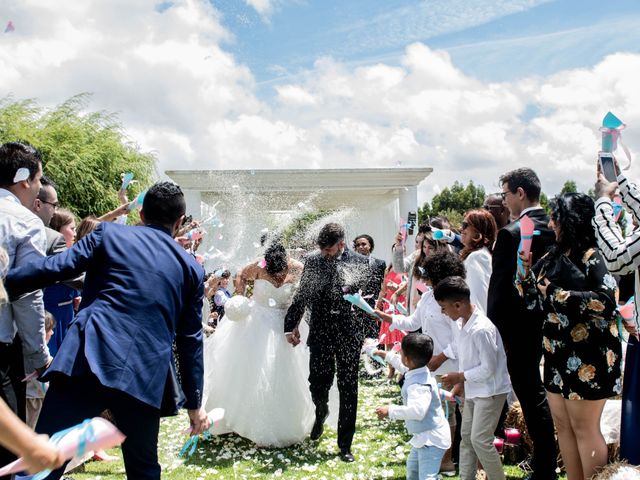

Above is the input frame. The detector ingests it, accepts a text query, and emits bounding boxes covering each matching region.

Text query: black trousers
[0,339,26,480]
[309,340,361,451]
[35,374,161,480]
[504,338,557,479]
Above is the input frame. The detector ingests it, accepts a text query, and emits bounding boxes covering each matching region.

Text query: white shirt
[464,248,492,313]
[0,188,50,372]
[213,289,230,307]
[458,307,511,399]
[519,206,543,218]
[390,289,460,375]
[386,355,452,450]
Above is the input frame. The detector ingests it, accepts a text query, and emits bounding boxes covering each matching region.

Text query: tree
[0,94,155,219]
[560,180,577,195]
[418,181,486,226]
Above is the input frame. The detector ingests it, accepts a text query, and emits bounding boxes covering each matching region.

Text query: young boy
[25,311,55,429]
[435,276,511,480]
[374,250,464,475]
[213,269,232,320]
[375,333,451,480]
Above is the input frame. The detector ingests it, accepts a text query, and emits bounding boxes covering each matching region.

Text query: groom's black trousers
[309,338,361,451]
[35,373,161,480]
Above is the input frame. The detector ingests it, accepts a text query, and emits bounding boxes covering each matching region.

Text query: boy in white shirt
[374,250,464,475]
[375,333,451,480]
[437,276,511,480]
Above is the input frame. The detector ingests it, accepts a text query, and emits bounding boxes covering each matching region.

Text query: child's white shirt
[390,289,460,375]
[386,359,451,450]
[458,307,511,399]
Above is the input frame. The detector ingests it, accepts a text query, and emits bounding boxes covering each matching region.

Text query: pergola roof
[165,167,433,193]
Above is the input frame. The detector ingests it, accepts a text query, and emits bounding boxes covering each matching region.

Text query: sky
[2,0,640,202]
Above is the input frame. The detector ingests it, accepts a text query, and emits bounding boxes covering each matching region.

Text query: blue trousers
[621,336,640,465]
[406,444,445,480]
[34,373,161,480]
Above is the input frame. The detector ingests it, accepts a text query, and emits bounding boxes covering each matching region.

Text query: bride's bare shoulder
[239,261,261,280]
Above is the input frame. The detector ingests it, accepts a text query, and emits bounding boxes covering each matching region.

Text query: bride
[202,242,315,447]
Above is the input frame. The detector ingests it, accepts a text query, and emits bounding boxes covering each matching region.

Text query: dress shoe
[310,406,329,440]
[339,449,355,463]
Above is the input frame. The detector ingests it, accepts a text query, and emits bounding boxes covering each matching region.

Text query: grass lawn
[73,375,535,479]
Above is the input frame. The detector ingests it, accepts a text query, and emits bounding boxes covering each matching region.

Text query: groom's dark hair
[317,223,345,248]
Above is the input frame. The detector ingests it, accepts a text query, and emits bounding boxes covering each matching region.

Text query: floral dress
[516,248,622,400]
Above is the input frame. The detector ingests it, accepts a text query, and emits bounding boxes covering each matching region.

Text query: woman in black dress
[516,192,622,480]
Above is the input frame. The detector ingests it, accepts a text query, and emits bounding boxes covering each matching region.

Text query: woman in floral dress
[516,192,622,480]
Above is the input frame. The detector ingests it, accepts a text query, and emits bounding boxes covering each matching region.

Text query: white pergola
[165,167,432,268]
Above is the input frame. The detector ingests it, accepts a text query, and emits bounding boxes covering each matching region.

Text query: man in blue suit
[5,181,209,479]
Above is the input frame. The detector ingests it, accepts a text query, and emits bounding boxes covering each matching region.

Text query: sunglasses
[40,199,58,208]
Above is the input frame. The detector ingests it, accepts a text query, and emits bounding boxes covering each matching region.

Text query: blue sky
[213,0,640,93]
[4,0,640,199]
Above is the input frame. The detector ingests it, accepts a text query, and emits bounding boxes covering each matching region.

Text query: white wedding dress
[202,279,316,447]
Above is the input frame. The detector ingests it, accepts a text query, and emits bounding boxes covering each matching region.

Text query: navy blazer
[6,222,205,412]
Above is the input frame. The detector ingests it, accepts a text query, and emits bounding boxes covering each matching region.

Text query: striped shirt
[592,173,640,327]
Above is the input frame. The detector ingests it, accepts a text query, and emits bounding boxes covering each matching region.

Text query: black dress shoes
[310,406,329,440]
[339,449,355,463]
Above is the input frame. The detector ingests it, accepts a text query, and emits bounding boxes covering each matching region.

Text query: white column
[183,189,202,218]
[398,186,418,246]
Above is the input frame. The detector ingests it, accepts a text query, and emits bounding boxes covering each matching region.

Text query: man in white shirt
[0,141,51,474]
[438,276,511,480]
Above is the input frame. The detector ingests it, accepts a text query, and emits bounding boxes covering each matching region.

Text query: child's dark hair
[401,333,434,368]
[44,311,55,332]
[433,276,470,302]
[416,250,465,284]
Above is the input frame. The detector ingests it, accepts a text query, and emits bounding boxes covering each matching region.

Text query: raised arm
[593,196,640,275]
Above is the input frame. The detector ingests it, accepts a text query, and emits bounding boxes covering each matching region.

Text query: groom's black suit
[284,248,368,451]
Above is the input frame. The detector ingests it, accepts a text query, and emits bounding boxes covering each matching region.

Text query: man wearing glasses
[31,176,68,257]
[487,168,557,480]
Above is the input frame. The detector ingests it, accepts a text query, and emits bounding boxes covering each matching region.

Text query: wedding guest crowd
[0,137,637,480]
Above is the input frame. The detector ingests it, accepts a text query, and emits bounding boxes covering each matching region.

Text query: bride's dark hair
[265,241,288,275]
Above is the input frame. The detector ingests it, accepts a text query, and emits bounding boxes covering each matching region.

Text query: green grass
[72,376,534,479]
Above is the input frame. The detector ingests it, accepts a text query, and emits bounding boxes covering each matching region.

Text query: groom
[285,223,368,463]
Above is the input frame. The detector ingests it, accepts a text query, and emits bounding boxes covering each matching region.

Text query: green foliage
[0,94,156,219]
[280,210,331,249]
[559,180,577,195]
[419,181,485,224]
[540,192,550,213]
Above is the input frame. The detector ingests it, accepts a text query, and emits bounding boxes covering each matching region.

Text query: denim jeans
[406,444,446,480]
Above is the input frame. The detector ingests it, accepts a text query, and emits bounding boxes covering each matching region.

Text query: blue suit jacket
[6,222,205,412]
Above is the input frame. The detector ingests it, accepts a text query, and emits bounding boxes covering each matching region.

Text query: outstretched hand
[374,310,392,323]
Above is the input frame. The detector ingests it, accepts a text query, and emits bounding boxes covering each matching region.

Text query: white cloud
[276,85,317,106]
[1,0,640,203]
[244,0,274,17]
